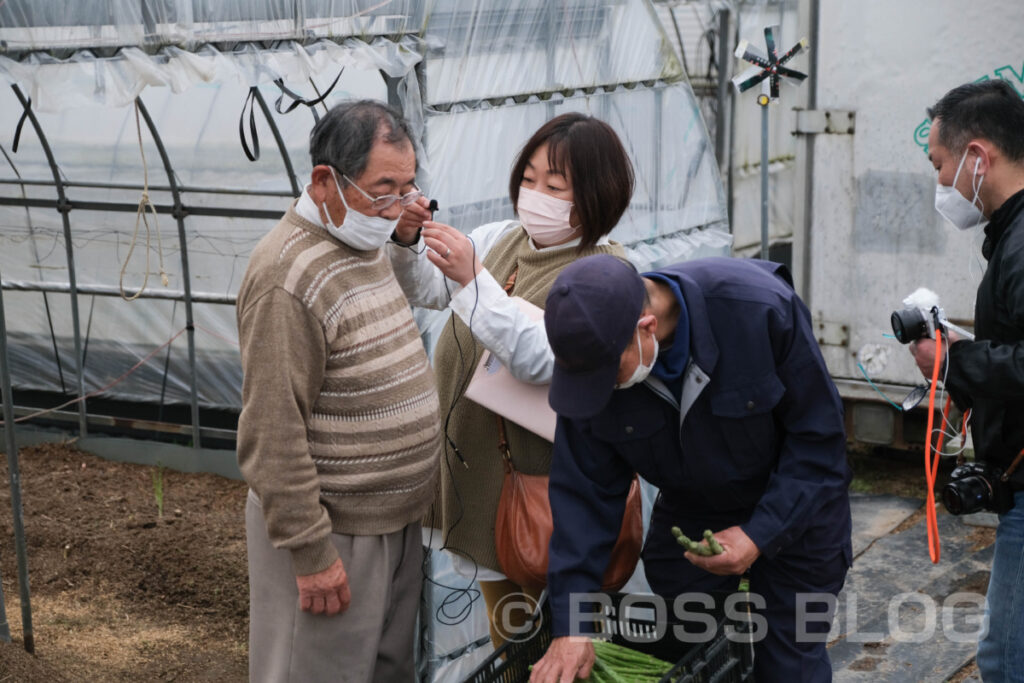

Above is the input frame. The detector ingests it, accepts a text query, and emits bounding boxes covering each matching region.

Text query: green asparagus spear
[704,529,725,555]
[671,526,724,555]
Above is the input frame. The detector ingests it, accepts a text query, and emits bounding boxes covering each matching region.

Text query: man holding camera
[911,79,1024,680]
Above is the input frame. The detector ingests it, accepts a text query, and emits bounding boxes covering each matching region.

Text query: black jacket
[946,188,1024,487]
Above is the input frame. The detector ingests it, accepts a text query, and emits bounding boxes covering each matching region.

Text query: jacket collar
[648,266,719,377]
[982,187,1024,260]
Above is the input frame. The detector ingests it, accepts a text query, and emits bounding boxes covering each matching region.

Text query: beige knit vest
[428,226,625,573]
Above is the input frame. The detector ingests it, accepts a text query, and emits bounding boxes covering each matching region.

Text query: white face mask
[322,169,399,250]
[935,152,988,232]
[616,325,658,390]
[517,186,581,246]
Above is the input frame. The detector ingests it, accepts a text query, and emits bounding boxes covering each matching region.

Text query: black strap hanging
[273,68,344,123]
[12,96,31,153]
[238,69,343,163]
[239,87,261,162]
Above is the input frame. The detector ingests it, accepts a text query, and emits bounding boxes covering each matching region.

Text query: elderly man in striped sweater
[236,100,442,683]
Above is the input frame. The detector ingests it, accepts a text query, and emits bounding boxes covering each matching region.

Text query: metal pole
[714,9,731,168]
[11,85,88,436]
[801,0,821,302]
[0,287,9,648]
[382,72,403,111]
[0,549,7,644]
[0,195,285,220]
[653,87,663,234]
[0,177,296,197]
[0,144,70,393]
[668,6,690,76]
[760,99,770,260]
[135,97,202,449]
[0,273,35,653]
[1,279,236,304]
[727,18,739,231]
[545,0,557,120]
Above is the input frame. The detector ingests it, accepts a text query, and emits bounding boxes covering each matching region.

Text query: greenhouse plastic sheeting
[0,1,425,56]
[0,0,729,414]
[0,38,423,113]
[1,1,679,107]
[422,0,681,105]
[425,84,726,244]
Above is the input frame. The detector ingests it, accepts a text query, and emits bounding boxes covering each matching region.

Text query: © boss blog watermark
[493,592,545,643]
[563,591,989,644]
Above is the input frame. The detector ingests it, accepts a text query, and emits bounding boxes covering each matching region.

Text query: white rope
[119,101,169,301]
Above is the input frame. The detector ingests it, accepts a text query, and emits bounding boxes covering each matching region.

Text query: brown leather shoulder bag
[494,417,643,592]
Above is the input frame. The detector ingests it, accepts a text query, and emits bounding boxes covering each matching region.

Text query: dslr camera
[890,305,947,345]
[942,462,1015,515]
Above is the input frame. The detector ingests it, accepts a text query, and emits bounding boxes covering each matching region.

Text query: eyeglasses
[341,172,423,211]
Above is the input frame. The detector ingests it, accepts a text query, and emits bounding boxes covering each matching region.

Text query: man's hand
[684,526,760,576]
[529,636,595,683]
[421,221,484,286]
[393,196,432,244]
[909,329,959,379]
[295,557,351,616]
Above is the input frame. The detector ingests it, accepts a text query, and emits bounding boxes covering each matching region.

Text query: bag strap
[497,414,513,473]
[494,267,520,473]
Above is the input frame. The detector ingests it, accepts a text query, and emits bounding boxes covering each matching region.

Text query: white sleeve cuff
[449,269,507,321]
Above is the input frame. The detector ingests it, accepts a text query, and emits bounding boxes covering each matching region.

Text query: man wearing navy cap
[529,255,852,683]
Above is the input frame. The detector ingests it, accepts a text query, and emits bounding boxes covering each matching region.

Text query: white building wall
[801,0,1024,389]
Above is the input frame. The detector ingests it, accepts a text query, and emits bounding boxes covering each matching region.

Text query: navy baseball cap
[545,254,645,419]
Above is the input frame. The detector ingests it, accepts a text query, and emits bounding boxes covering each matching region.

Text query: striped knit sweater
[236,206,442,576]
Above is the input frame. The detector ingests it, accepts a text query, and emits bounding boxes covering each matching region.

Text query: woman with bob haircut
[389,112,635,650]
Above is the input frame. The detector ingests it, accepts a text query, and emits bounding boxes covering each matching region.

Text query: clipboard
[463,297,557,443]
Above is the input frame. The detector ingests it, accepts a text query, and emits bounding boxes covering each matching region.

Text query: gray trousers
[246,490,422,683]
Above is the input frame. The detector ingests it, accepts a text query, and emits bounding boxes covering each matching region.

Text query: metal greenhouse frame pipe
[11,84,88,437]
[251,88,302,197]
[0,274,35,654]
[0,177,296,198]
[134,96,202,450]
[0,195,284,220]
[653,87,663,233]
[1,280,236,305]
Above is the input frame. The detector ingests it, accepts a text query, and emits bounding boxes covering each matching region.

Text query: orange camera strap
[924,331,949,564]
[923,333,1024,563]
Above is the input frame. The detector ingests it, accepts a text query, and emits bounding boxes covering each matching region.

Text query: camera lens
[941,475,992,516]
[891,308,927,344]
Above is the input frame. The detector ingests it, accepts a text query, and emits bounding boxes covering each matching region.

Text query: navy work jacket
[547,257,852,637]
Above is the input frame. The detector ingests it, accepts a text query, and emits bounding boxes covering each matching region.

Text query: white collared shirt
[294,184,323,226]
[389,220,610,384]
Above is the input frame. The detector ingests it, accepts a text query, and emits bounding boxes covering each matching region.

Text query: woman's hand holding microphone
[393,195,482,287]
[421,222,483,287]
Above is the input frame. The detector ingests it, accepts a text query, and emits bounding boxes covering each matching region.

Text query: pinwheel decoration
[732,26,809,103]
[731,26,810,259]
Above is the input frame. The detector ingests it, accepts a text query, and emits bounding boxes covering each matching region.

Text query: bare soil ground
[0,441,988,682]
[0,441,248,682]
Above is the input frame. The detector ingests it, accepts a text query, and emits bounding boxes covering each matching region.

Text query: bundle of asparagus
[584,640,675,682]
[670,527,724,556]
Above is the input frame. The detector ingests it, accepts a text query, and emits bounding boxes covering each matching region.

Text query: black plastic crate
[463,592,754,683]
[464,598,552,683]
